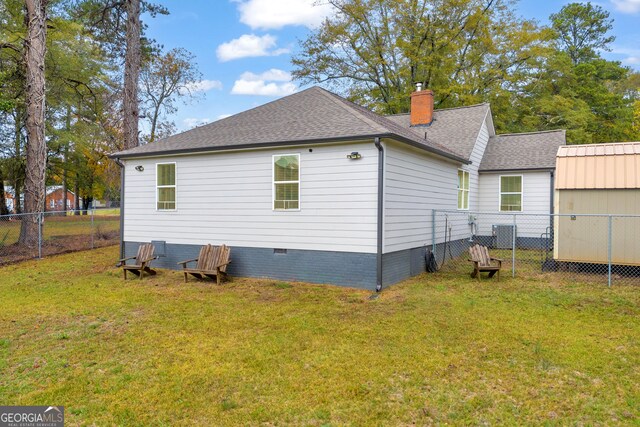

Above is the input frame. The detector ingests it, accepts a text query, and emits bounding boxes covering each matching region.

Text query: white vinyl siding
[383,140,463,253]
[382,114,492,254]
[465,118,490,212]
[479,171,553,238]
[124,142,378,253]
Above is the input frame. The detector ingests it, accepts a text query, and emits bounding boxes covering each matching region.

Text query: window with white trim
[273,154,300,210]
[457,169,470,210]
[157,163,176,210]
[499,175,522,212]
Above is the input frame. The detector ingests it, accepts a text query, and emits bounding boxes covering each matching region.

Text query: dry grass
[0,216,119,265]
[0,246,639,425]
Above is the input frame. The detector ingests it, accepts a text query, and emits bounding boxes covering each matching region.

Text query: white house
[111,86,565,290]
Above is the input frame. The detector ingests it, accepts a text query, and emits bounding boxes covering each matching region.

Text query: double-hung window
[273,154,300,210]
[157,163,176,210]
[457,169,470,210]
[499,175,522,212]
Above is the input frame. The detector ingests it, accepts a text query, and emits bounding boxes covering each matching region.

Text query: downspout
[549,170,555,248]
[374,137,383,292]
[114,158,125,260]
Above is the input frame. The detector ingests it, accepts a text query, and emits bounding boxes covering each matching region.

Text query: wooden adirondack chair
[178,244,231,285]
[118,243,158,280]
[469,244,502,282]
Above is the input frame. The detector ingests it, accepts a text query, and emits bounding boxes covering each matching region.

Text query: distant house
[45,186,77,211]
[2,189,15,213]
[554,142,640,266]
[2,185,78,214]
[111,86,565,290]
[3,186,18,214]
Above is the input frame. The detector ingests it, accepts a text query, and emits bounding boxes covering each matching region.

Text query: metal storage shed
[554,142,640,265]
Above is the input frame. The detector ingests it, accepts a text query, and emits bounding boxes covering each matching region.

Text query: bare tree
[140,47,203,143]
[20,0,48,246]
[123,0,141,150]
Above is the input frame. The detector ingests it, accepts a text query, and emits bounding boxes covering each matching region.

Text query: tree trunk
[19,0,49,247]
[74,169,80,216]
[0,167,8,216]
[13,109,23,214]
[82,196,93,215]
[149,109,159,143]
[62,106,70,214]
[123,0,141,150]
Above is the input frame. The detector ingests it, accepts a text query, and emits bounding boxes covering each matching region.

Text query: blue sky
[142,0,640,133]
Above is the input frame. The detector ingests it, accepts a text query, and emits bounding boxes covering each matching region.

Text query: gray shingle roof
[479,130,566,171]
[111,86,466,162]
[384,103,491,161]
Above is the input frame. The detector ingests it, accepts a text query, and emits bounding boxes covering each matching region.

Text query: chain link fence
[0,208,120,266]
[431,210,640,286]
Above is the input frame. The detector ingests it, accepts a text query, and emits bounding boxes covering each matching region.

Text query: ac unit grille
[493,224,516,249]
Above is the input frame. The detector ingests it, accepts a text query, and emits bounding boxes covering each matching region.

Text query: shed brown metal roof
[556,142,640,189]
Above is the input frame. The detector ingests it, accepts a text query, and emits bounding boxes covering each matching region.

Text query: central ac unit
[492,224,516,249]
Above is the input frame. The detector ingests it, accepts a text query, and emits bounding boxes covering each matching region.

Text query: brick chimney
[410,83,434,126]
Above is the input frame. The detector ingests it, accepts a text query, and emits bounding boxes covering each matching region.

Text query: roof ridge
[494,129,566,138]
[315,88,388,133]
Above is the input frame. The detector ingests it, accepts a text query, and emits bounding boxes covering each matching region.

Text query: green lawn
[0,216,119,264]
[1,247,638,425]
[0,215,119,246]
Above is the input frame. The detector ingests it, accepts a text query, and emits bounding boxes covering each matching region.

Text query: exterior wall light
[347,152,362,160]
[135,165,144,172]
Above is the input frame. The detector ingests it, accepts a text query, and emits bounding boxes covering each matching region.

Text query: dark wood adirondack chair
[469,244,502,281]
[178,244,231,285]
[118,243,158,280]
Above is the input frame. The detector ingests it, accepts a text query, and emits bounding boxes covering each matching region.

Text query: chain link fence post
[512,214,516,278]
[38,212,43,259]
[90,207,95,249]
[431,209,436,261]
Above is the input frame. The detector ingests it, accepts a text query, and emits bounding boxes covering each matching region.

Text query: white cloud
[216,34,289,62]
[236,0,334,30]
[242,69,292,82]
[231,68,298,96]
[216,114,233,120]
[182,80,223,93]
[183,118,211,128]
[611,45,640,66]
[611,0,640,13]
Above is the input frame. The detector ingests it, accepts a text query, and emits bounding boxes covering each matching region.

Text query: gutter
[479,167,556,173]
[549,170,555,243]
[374,137,383,292]
[113,158,125,260]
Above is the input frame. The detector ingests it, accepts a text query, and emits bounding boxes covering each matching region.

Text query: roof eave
[109,132,470,164]
[109,135,378,160]
[479,166,556,173]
